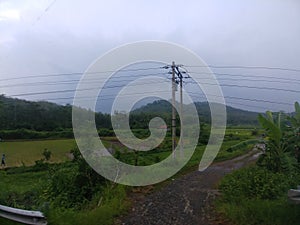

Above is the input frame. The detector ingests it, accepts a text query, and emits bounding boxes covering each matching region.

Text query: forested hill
[0,95,111,131]
[0,95,259,132]
[133,100,260,126]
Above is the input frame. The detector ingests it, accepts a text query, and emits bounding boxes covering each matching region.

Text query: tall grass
[217,165,300,225]
[217,198,300,225]
[47,185,129,225]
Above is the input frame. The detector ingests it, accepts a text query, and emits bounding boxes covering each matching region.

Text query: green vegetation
[133,100,259,126]
[0,170,47,208]
[0,126,255,225]
[217,102,300,225]
[0,95,111,132]
[217,165,300,225]
[46,185,128,225]
[0,147,128,225]
[0,139,75,167]
[0,96,259,139]
[1,95,285,225]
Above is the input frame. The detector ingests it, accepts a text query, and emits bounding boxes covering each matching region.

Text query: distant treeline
[0,95,260,139]
[0,95,111,131]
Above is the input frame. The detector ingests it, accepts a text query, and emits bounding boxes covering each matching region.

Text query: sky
[0,0,299,113]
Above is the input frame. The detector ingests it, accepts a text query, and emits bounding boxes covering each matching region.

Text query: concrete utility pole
[164,62,188,158]
[179,70,183,157]
[14,101,17,126]
[175,66,185,157]
[171,61,176,158]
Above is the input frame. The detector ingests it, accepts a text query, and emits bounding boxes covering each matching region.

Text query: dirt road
[118,148,262,225]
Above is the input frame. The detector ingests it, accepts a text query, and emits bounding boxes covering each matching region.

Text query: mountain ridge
[133,100,260,125]
[0,95,263,130]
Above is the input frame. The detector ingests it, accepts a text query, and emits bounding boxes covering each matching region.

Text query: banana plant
[288,102,300,163]
[258,111,294,172]
[288,102,300,130]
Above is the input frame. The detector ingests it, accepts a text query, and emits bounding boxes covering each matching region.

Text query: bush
[219,166,300,201]
[47,185,128,225]
[0,190,40,210]
[98,128,115,137]
[217,198,300,225]
[45,147,106,209]
[218,165,300,225]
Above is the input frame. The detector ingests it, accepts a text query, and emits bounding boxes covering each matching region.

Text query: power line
[1,64,300,83]
[0,67,166,82]
[39,90,294,107]
[183,65,300,73]
[188,92,293,106]
[50,89,172,102]
[2,88,294,112]
[186,71,300,83]
[33,0,57,24]
[185,80,300,94]
[2,70,300,89]
[2,63,299,113]
[4,79,297,105]
[219,84,300,94]
[185,76,300,86]
[224,101,272,111]
[9,79,171,98]
[215,77,300,85]
[0,72,168,89]
[52,93,293,113]
[188,95,273,111]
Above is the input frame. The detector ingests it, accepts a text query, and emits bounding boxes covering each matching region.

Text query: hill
[0,95,260,133]
[133,100,259,126]
[0,95,111,131]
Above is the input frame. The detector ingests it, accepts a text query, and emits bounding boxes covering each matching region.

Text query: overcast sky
[0,0,299,113]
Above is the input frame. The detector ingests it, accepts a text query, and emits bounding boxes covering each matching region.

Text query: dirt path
[118,147,262,225]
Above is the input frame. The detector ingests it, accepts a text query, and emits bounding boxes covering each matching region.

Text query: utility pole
[178,69,183,157]
[14,101,17,127]
[171,61,176,158]
[163,62,188,158]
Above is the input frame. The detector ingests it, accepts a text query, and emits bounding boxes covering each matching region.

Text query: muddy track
[118,147,262,225]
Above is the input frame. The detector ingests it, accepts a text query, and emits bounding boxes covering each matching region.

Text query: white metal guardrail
[0,204,47,225]
[288,185,300,204]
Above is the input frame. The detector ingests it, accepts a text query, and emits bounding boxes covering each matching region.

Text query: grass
[216,165,300,225]
[0,139,76,167]
[0,170,47,194]
[47,185,129,225]
[0,128,259,224]
[217,197,300,225]
[104,127,258,167]
[0,170,129,225]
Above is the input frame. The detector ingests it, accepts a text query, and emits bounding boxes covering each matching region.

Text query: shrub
[45,147,106,209]
[47,185,128,225]
[217,198,300,225]
[98,128,115,137]
[219,166,300,201]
